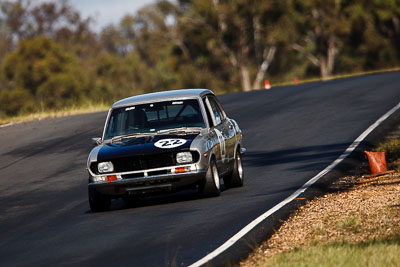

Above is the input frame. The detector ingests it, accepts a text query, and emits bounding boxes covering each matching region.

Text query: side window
[207,96,223,125]
[212,97,226,120]
[202,97,214,127]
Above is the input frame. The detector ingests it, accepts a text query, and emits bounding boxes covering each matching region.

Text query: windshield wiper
[111,132,154,143]
[157,127,202,135]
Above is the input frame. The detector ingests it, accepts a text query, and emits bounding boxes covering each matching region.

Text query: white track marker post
[189,101,400,267]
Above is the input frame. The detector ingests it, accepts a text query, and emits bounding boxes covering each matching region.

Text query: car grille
[113,153,175,172]
[90,151,199,175]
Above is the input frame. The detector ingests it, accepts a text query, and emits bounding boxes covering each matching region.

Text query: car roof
[111,89,214,108]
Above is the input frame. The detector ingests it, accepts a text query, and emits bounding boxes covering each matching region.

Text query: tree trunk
[292,43,320,66]
[326,35,336,76]
[252,46,276,89]
[240,65,252,92]
[320,56,328,78]
[213,0,273,92]
[320,35,336,78]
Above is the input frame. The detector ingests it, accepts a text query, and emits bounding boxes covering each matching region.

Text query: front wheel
[200,159,221,197]
[88,187,111,212]
[224,150,244,188]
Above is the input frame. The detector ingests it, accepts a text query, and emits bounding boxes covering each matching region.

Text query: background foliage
[0,0,399,117]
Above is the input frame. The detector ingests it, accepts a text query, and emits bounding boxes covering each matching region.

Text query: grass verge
[0,102,109,127]
[271,67,400,87]
[377,139,400,171]
[241,173,400,267]
[267,237,400,267]
[241,137,400,267]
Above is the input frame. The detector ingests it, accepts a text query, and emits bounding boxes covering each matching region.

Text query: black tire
[88,187,111,212]
[200,159,221,197]
[224,149,244,188]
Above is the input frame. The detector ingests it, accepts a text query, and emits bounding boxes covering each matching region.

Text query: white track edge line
[189,101,400,267]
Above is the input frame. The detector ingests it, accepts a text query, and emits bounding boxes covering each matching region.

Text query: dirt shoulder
[240,173,400,266]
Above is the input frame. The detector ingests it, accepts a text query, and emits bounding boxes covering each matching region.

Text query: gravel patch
[240,173,400,266]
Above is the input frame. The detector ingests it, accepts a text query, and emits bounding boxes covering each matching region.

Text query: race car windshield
[105,99,206,139]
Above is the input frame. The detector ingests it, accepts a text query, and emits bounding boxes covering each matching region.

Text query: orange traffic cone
[264,80,271,90]
[294,77,299,86]
[364,151,394,177]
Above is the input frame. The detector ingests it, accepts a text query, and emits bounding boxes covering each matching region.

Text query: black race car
[87,89,245,212]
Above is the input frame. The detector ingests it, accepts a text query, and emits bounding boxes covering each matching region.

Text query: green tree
[339,0,400,71]
[1,36,87,112]
[0,88,34,116]
[1,0,400,118]
[177,0,298,91]
[290,0,351,78]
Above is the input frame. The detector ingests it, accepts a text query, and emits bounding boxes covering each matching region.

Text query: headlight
[176,152,193,164]
[98,161,114,173]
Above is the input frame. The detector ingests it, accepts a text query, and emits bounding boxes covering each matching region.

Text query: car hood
[97,134,199,161]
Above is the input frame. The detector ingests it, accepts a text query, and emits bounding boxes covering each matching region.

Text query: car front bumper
[88,164,207,196]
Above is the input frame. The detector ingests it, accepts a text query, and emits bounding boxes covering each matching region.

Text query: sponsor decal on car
[214,128,226,162]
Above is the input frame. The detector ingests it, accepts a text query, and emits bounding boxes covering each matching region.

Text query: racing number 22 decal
[154,139,187,149]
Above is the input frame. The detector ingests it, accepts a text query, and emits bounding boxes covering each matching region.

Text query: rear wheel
[88,187,111,212]
[200,159,220,197]
[224,149,244,188]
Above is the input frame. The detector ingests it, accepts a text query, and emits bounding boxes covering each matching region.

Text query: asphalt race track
[0,72,399,267]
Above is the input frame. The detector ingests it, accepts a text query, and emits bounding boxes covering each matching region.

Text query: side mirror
[91,137,102,146]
